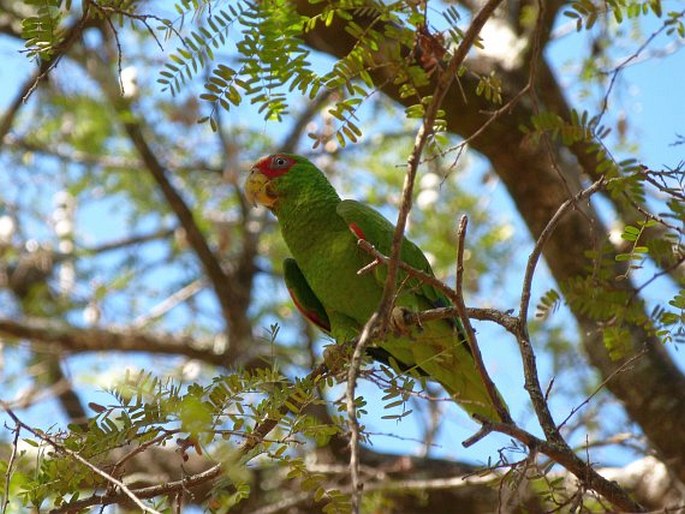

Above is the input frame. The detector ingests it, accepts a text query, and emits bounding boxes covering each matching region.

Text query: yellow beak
[245,168,277,208]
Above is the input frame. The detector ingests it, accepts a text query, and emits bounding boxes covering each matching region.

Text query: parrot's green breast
[279,205,382,338]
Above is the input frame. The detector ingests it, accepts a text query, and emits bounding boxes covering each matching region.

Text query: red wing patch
[348,222,366,240]
[287,287,331,333]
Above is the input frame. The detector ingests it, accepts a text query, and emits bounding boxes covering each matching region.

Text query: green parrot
[245,153,505,422]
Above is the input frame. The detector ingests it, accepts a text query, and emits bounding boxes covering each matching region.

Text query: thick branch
[0,318,231,367]
[89,37,252,347]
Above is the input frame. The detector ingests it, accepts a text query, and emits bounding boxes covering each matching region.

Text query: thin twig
[516,177,606,438]
[82,228,177,254]
[47,361,332,512]
[345,314,378,513]
[1,423,20,514]
[346,4,507,510]
[0,318,229,366]
[378,0,507,328]
[245,470,499,514]
[557,349,648,430]
[526,0,578,201]
[109,431,178,478]
[48,463,223,513]
[519,177,606,331]
[132,278,207,328]
[356,239,519,333]
[453,216,512,423]
[434,83,531,168]
[469,415,642,511]
[596,8,685,126]
[510,175,645,512]
[87,36,247,342]
[0,15,95,146]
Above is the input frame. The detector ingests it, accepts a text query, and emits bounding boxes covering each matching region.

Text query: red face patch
[255,154,296,179]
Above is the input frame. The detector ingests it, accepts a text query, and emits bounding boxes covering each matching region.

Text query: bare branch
[378,0,507,327]
[518,176,606,322]
[453,216,511,423]
[81,228,177,255]
[356,239,519,333]
[47,463,223,513]
[347,6,510,508]
[557,349,648,431]
[355,176,643,511]
[1,423,20,514]
[111,107,238,334]
[345,314,377,513]
[516,177,605,435]
[596,8,685,126]
[132,278,207,328]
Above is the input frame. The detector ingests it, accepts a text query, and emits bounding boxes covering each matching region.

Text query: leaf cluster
[20,0,68,60]
[564,0,663,32]
[155,0,505,149]
[13,367,347,511]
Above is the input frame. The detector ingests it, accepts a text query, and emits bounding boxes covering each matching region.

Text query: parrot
[245,153,505,422]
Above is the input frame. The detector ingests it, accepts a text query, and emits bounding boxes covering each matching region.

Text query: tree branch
[516,177,606,439]
[88,36,252,346]
[453,216,511,422]
[0,13,98,146]
[346,3,507,510]
[0,318,231,366]
[295,0,685,484]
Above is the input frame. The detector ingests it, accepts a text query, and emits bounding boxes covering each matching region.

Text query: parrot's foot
[322,342,353,375]
[389,306,422,335]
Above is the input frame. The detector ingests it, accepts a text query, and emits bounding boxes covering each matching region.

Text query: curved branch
[84,33,253,348]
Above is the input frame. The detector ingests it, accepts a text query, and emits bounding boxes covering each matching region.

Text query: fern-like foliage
[523,109,596,147]
[665,9,685,37]
[21,0,67,60]
[522,110,685,357]
[154,0,492,147]
[158,3,250,97]
[536,289,561,320]
[183,0,322,128]
[17,367,348,511]
[564,0,664,31]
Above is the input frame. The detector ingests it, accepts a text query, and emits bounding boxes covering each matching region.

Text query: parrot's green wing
[336,200,505,421]
[285,257,424,373]
[336,199,456,321]
[283,258,331,333]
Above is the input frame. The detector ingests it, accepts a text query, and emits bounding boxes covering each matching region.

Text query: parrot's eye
[272,156,288,168]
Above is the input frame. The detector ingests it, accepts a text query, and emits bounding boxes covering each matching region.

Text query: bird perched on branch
[245,153,505,421]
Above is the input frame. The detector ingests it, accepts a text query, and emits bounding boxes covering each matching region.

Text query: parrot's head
[245,153,337,213]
